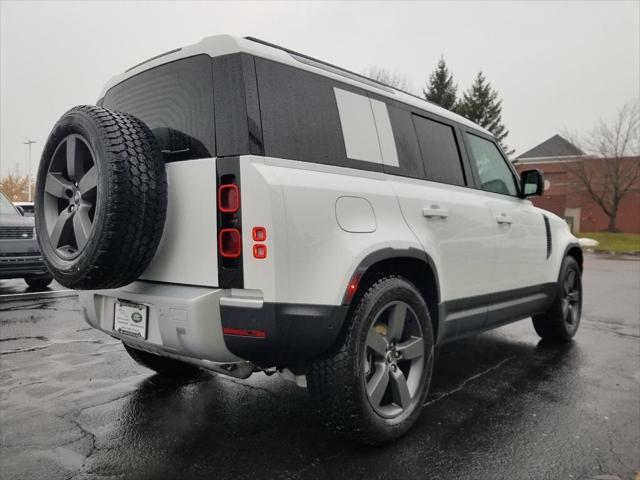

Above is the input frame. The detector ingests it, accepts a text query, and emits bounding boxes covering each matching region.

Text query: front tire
[123,342,202,377]
[532,256,582,343]
[308,276,434,445]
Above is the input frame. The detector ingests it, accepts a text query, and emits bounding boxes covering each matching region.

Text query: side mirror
[520,169,544,198]
[15,205,25,216]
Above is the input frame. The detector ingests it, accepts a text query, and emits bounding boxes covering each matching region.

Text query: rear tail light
[216,161,243,288]
[218,184,239,213]
[253,244,267,259]
[219,228,242,258]
[252,226,267,242]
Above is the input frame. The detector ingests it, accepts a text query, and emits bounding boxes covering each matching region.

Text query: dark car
[0,190,53,288]
[14,201,35,216]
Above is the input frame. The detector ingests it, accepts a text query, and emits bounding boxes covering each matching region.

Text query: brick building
[514,135,640,233]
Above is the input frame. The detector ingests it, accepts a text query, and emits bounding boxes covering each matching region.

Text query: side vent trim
[543,214,552,259]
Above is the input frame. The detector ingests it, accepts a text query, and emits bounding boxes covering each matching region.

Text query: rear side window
[385,106,425,179]
[412,115,466,186]
[333,87,382,163]
[102,55,215,162]
[255,58,348,167]
[255,58,381,171]
[333,88,399,167]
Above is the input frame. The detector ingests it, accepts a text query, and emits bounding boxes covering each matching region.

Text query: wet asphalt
[0,279,68,298]
[0,254,638,480]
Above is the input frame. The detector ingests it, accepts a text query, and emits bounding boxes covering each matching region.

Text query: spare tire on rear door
[34,105,167,290]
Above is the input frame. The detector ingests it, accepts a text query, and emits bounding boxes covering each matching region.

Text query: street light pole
[23,139,36,202]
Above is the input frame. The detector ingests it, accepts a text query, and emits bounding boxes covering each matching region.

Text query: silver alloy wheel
[363,300,425,418]
[43,134,98,260]
[562,269,581,327]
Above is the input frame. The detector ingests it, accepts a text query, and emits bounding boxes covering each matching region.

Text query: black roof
[517,134,584,160]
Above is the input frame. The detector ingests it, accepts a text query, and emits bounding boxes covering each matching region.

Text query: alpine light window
[334,88,382,164]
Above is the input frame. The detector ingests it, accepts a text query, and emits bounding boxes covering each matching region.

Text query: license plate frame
[114,301,149,340]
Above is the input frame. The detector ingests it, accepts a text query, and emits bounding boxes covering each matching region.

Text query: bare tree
[362,66,414,93]
[565,101,640,232]
[0,174,34,202]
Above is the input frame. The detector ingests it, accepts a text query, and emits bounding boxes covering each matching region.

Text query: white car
[34,35,583,444]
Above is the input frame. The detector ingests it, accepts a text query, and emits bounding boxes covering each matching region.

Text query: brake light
[216,162,243,288]
[218,184,239,213]
[219,228,242,258]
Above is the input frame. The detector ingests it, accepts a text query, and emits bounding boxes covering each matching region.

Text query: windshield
[0,191,19,216]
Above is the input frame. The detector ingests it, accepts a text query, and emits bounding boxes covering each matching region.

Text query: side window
[256,58,397,172]
[412,115,466,186]
[465,133,518,196]
[334,88,382,163]
[385,106,425,179]
[334,88,400,167]
[255,58,349,168]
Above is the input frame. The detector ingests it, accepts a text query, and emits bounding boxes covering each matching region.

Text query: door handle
[496,213,513,224]
[422,205,449,219]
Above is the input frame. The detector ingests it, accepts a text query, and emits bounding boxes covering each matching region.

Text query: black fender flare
[342,247,440,306]
[562,242,583,272]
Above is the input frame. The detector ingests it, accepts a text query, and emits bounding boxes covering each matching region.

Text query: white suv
[34,35,583,444]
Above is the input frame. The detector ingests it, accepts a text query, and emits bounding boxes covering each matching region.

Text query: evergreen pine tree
[456,71,513,155]
[423,56,457,110]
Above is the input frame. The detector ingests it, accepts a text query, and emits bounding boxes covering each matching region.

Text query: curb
[584,250,640,261]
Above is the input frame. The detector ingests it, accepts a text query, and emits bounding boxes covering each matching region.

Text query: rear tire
[123,343,202,377]
[24,276,53,289]
[308,276,434,445]
[532,256,582,343]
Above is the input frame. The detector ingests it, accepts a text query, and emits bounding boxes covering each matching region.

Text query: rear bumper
[220,301,347,366]
[0,254,50,279]
[79,281,347,368]
[79,281,241,364]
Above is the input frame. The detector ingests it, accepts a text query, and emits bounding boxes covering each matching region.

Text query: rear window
[412,115,466,186]
[102,55,215,162]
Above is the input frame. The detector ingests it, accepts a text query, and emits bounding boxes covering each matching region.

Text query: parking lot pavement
[0,278,69,298]
[0,254,638,480]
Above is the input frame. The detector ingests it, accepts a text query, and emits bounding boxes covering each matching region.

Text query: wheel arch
[344,248,441,340]
[564,242,583,272]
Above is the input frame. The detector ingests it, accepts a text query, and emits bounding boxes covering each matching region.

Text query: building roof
[517,134,584,161]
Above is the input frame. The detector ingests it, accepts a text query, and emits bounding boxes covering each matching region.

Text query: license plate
[114,301,148,339]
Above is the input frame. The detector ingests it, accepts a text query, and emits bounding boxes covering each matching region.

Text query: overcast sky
[1,0,639,179]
